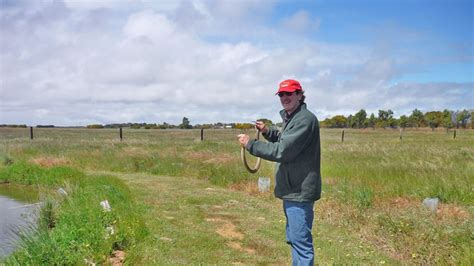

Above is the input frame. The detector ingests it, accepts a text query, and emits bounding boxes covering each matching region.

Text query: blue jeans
[283,200,315,266]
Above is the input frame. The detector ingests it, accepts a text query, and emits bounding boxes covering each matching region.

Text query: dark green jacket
[246,103,321,202]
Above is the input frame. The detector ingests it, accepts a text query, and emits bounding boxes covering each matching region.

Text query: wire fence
[1,126,472,144]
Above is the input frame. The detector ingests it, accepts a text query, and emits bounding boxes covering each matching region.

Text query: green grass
[0,127,473,264]
[0,163,147,265]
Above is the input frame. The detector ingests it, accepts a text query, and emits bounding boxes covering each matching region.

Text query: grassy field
[0,127,473,264]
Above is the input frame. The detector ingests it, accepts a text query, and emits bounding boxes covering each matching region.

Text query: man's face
[279,91,302,114]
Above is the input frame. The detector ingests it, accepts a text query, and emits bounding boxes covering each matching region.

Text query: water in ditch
[0,184,39,259]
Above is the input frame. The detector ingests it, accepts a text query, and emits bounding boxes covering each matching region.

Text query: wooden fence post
[399,128,403,140]
[341,129,345,143]
[200,128,204,141]
[30,126,33,140]
[453,129,456,139]
[119,127,123,141]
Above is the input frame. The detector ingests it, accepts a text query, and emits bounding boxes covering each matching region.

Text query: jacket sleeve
[262,127,280,143]
[246,118,314,163]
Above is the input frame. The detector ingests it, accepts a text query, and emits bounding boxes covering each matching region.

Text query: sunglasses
[278,91,298,97]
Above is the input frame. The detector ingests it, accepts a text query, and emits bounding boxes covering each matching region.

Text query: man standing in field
[238,79,321,265]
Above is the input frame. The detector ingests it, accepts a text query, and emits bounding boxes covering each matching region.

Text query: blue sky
[273,0,473,81]
[0,0,472,126]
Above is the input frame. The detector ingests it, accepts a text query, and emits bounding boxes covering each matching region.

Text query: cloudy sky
[1,0,473,126]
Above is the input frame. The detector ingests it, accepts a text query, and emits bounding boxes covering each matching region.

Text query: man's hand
[255,121,268,134]
[237,134,250,147]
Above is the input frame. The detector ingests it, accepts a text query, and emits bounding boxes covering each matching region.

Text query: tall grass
[1,127,471,205]
[321,128,473,205]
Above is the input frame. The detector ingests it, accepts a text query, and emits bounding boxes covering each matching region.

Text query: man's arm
[246,118,314,163]
[262,127,280,142]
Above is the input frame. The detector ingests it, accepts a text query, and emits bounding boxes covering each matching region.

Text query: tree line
[85,117,276,130]
[320,109,473,130]
[2,110,472,130]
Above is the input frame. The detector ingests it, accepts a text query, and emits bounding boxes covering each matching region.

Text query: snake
[240,129,261,174]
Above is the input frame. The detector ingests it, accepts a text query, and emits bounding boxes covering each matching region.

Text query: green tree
[409,109,425,127]
[472,111,474,129]
[441,110,454,132]
[378,110,394,128]
[456,109,471,129]
[347,115,356,128]
[353,109,367,128]
[399,115,409,128]
[158,122,169,129]
[180,117,192,129]
[323,115,347,128]
[367,113,376,129]
[388,117,397,128]
[424,111,443,131]
[86,124,104,129]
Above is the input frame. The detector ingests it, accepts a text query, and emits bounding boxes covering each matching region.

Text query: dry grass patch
[202,157,235,165]
[206,215,256,254]
[436,204,470,222]
[316,197,361,226]
[377,197,471,223]
[184,151,235,165]
[206,216,244,240]
[323,177,338,186]
[357,225,405,261]
[379,196,420,210]
[230,181,259,195]
[108,250,125,266]
[121,147,150,157]
[184,151,213,161]
[229,180,273,198]
[227,241,256,254]
[30,156,70,167]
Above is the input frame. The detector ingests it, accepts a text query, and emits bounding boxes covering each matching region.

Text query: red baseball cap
[276,79,303,94]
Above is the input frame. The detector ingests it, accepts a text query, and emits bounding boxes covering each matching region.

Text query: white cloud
[123,10,176,39]
[63,0,124,10]
[0,1,472,126]
[62,0,180,12]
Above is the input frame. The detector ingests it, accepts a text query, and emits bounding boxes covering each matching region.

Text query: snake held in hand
[240,130,261,174]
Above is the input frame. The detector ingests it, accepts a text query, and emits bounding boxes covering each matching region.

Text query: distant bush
[0,124,27,128]
[234,123,253,129]
[87,124,104,129]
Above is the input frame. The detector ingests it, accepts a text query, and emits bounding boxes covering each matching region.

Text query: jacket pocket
[275,164,292,194]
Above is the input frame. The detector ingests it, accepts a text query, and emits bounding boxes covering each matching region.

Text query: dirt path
[100,172,289,264]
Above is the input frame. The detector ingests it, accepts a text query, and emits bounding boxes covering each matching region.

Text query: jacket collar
[280,103,306,130]
[280,103,306,121]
